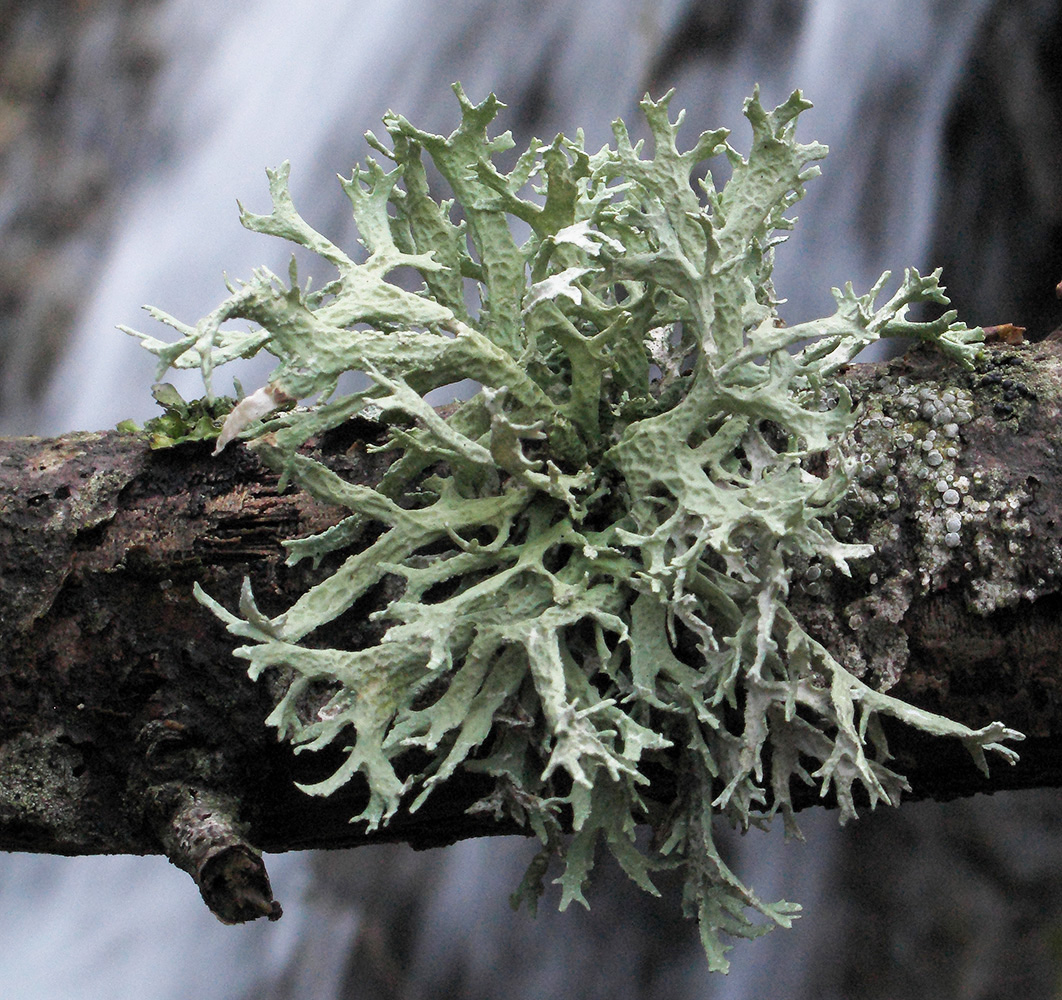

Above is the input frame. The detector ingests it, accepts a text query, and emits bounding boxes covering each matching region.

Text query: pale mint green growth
[128,85,1022,972]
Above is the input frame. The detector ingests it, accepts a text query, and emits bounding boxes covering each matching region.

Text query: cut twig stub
[149,783,282,923]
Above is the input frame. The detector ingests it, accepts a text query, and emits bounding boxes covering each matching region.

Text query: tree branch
[4,341,1062,921]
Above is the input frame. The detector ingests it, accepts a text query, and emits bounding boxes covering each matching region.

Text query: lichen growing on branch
[127,84,1022,971]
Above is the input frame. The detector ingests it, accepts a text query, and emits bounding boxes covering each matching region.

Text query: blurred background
[1,1,1061,997]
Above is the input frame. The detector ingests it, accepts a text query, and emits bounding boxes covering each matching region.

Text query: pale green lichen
[127,84,1023,972]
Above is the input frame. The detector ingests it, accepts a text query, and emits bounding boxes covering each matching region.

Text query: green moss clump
[117,383,237,448]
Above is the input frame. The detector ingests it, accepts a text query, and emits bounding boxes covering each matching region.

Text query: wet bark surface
[3,342,1062,919]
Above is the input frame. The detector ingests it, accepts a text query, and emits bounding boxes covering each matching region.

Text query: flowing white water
[31,0,689,434]
[5,0,1000,996]
[0,853,316,1000]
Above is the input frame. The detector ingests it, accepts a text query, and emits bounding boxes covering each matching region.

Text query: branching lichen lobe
[129,84,1023,970]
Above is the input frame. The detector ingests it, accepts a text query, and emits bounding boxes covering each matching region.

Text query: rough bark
[3,341,1062,922]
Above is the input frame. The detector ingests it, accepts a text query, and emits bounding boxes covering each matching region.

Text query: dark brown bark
[4,341,1062,922]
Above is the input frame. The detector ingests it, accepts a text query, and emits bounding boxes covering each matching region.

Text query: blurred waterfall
[24,0,1001,436]
[3,1,1061,998]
